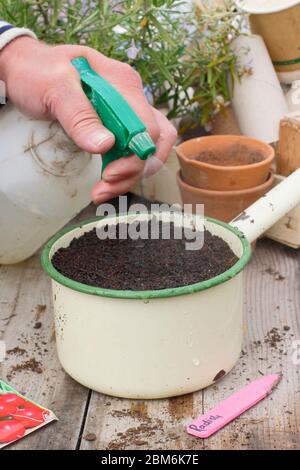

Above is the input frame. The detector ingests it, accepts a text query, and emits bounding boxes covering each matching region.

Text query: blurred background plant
[0,0,245,127]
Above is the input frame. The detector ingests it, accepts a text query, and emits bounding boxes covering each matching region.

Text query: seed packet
[0,379,57,448]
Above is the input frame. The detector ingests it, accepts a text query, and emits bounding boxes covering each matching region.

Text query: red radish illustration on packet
[0,380,57,448]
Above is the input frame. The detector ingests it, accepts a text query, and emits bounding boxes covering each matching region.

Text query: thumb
[48,79,115,154]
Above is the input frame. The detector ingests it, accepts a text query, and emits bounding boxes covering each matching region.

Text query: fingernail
[94,191,114,203]
[143,156,163,178]
[103,168,120,181]
[90,130,114,150]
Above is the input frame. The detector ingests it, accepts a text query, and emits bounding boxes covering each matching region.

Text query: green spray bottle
[72,57,156,174]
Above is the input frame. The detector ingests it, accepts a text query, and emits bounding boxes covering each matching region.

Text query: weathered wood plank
[265,175,300,249]
[80,239,300,450]
[1,200,299,450]
[200,239,300,450]
[0,207,97,450]
[80,392,204,450]
[278,113,300,176]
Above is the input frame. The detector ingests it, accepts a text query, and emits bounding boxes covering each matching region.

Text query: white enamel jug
[0,103,100,264]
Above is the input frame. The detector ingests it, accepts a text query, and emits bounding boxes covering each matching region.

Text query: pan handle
[230,169,300,243]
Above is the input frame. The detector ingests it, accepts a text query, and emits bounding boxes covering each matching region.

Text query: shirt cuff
[0,21,37,51]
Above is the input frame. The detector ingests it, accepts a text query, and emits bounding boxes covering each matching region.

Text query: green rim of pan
[41,214,252,300]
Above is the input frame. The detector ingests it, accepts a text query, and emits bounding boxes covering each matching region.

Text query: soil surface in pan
[194,144,265,166]
[52,221,238,291]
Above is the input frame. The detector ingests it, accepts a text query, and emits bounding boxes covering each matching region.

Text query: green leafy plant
[0,0,245,125]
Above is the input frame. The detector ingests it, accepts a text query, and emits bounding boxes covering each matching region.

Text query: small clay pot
[177,171,275,223]
[176,135,274,191]
[210,106,241,136]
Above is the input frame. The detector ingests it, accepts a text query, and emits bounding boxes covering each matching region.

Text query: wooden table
[1,204,299,450]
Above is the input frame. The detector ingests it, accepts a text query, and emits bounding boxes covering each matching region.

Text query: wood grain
[265,175,300,249]
[278,115,300,177]
[201,239,300,450]
[79,238,300,450]
[0,212,94,450]
[1,201,299,450]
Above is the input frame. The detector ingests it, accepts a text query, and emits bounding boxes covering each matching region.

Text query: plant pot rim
[176,135,275,172]
[236,0,299,14]
[41,213,251,300]
[177,170,274,196]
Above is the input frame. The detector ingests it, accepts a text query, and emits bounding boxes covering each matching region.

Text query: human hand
[0,37,177,203]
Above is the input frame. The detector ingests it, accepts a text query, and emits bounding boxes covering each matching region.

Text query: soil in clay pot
[210,106,241,136]
[195,143,264,166]
[52,221,238,291]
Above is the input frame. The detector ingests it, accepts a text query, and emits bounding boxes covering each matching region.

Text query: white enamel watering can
[41,169,300,399]
[0,103,100,264]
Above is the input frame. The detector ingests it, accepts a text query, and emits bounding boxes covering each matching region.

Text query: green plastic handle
[71,57,156,174]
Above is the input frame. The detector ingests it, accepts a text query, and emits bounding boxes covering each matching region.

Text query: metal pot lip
[41,214,251,300]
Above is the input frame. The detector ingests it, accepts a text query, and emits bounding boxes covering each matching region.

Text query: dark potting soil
[52,222,238,291]
[195,144,264,166]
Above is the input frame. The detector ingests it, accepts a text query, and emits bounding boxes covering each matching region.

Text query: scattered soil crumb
[35,304,46,319]
[265,267,285,281]
[106,419,162,450]
[84,433,97,442]
[264,327,283,349]
[110,410,130,418]
[6,347,26,356]
[213,369,226,382]
[133,440,148,446]
[7,358,43,380]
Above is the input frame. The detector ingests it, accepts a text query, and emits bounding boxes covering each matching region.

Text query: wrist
[0,36,37,81]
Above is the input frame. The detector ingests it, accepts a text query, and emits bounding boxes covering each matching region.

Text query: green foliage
[0,0,244,124]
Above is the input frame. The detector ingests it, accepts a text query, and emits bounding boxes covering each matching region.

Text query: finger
[47,75,115,154]
[102,109,177,183]
[102,154,145,183]
[92,171,143,204]
[143,108,177,178]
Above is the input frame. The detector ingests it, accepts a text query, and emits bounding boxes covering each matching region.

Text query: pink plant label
[186,374,281,439]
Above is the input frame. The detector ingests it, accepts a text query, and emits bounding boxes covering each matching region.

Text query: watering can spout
[230,168,300,243]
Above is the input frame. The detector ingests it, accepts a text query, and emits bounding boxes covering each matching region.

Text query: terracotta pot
[250,3,300,74]
[237,1,300,83]
[177,171,275,223]
[176,135,274,191]
[210,106,241,136]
